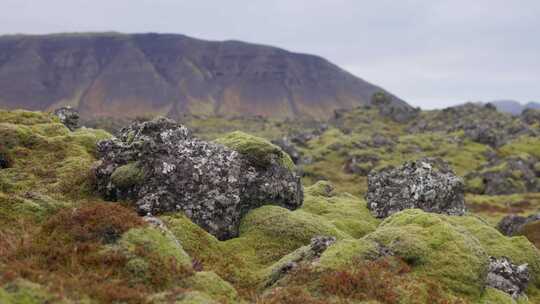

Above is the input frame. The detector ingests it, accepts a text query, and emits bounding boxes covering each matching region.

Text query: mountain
[489,99,540,115]
[0,33,409,119]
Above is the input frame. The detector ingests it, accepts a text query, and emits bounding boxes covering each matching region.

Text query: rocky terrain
[0,33,409,120]
[1,102,540,303]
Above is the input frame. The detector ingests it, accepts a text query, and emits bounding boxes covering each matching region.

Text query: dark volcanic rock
[486,256,530,299]
[272,137,302,165]
[371,92,420,123]
[365,158,466,218]
[408,103,530,147]
[0,33,410,120]
[343,153,379,176]
[497,213,540,236]
[521,108,540,125]
[54,107,80,131]
[466,156,540,195]
[94,117,303,240]
[0,151,9,169]
[265,235,336,287]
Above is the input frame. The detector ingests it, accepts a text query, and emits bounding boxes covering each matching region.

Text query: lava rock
[365,158,466,218]
[0,150,10,169]
[95,117,303,240]
[53,107,80,131]
[497,213,540,236]
[521,108,540,125]
[466,156,540,195]
[272,137,302,165]
[371,92,420,123]
[343,153,379,176]
[486,256,530,299]
[265,235,336,287]
[407,103,531,147]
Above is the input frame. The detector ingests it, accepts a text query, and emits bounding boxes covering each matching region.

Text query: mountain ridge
[0,32,409,119]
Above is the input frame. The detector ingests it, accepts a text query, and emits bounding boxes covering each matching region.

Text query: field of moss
[1,108,540,303]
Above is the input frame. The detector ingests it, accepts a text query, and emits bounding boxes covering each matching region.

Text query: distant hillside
[0,33,409,119]
[489,99,540,115]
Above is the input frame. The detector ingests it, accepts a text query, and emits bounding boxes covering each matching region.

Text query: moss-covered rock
[364,209,488,298]
[215,131,295,170]
[183,271,239,303]
[116,227,191,283]
[239,206,349,264]
[317,238,379,270]
[110,162,145,189]
[478,287,525,304]
[302,181,379,238]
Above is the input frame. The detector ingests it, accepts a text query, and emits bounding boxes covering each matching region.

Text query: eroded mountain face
[0,33,409,120]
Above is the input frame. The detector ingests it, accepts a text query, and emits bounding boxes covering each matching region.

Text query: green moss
[447,215,540,294]
[478,287,525,304]
[499,136,540,159]
[317,238,379,270]
[151,290,219,304]
[0,279,66,304]
[466,176,485,193]
[465,193,540,225]
[69,128,112,156]
[184,271,239,303]
[364,209,488,298]
[117,227,192,269]
[0,109,58,125]
[0,192,67,225]
[302,182,380,238]
[110,162,145,189]
[215,131,295,170]
[239,206,349,264]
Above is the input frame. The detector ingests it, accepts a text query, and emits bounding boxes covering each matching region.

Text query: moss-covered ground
[1,108,540,303]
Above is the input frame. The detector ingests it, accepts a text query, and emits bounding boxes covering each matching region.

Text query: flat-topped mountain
[0,33,409,119]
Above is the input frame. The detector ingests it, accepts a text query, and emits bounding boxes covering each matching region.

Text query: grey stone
[95,117,303,240]
[53,107,80,131]
[486,256,530,299]
[365,158,466,218]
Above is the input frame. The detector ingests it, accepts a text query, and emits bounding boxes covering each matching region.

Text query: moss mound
[110,162,146,189]
[215,131,295,170]
[302,181,379,238]
[364,209,488,298]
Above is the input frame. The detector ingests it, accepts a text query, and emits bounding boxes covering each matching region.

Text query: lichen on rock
[487,256,530,299]
[365,157,466,218]
[95,117,303,240]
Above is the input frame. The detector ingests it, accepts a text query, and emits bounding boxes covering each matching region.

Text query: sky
[1,0,539,109]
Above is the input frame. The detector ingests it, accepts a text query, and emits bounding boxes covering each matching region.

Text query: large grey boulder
[365,158,466,218]
[486,256,530,299]
[94,117,303,240]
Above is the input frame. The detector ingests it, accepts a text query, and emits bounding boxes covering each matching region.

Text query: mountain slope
[0,33,409,119]
[489,100,540,115]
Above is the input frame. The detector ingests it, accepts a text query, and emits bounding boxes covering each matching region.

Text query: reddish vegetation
[321,257,410,303]
[519,221,540,248]
[0,202,191,303]
[466,200,532,214]
[259,257,467,304]
[256,287,325,304]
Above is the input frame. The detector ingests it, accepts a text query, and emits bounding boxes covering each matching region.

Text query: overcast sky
[1,0,539,109]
